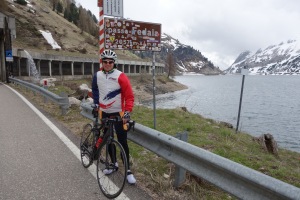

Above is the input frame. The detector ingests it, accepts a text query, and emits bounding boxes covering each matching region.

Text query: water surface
[144,75,300,152]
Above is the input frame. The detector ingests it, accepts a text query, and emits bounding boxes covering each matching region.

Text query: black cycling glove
[123,111,130,120]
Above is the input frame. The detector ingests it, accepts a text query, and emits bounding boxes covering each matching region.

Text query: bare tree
[77,6,98,37]
[78,6,87,33]
[51,0,58,11]
[0,0,8,11]
[166,49,176,78]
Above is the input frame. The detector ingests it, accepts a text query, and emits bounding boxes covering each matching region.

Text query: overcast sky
[76,0,300,70]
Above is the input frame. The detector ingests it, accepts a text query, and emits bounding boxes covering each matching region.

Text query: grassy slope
[10,77,300,200]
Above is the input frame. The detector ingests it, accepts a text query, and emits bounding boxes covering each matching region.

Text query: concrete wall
[11,48,165,81]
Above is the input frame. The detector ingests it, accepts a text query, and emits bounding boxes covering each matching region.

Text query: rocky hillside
[133,33,223,75]
[5,0,222,75]
[9,0,98,54]
[225,39,300,75]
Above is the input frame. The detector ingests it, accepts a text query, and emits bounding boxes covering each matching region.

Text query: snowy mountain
[133,33,223,75]
[225,39,300,75]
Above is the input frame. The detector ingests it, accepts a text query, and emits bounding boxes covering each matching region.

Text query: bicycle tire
[80,123,95,168]
[96,139,128,199]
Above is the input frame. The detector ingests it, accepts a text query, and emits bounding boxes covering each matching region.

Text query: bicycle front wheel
[97,139,128,199]
[80,123,94,168]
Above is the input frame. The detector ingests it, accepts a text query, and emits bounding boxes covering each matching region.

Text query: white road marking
[5,84,129,200]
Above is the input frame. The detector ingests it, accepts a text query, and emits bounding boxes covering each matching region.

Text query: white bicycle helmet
[101,50,117,61]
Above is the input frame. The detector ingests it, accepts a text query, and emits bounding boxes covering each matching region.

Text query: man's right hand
[92,104,99,118]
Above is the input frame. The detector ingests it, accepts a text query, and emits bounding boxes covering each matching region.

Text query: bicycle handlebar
[101,117,135,132]
[90,105,135,132]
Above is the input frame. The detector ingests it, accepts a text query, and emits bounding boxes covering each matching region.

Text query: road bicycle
[80,108,135,199]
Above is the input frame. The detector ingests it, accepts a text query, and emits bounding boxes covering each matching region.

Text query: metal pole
[152,51,156,129]
[0,39,5,82]
[236,74,245,133]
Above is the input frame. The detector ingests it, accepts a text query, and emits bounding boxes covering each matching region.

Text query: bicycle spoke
[80,124,94,168]
[97,140,128,199]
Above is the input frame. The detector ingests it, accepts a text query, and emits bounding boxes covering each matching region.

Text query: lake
[145,74,300,153]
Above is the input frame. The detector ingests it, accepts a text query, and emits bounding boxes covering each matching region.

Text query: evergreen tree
[69,3,79,25]
[52,0,56,11]
[56,0,97,37]
[63,9,68,19]
[56,2,63,13]
[78,6,87,33]
[15,0,27,6]
[92,15,98,23]
[0,0,8,11]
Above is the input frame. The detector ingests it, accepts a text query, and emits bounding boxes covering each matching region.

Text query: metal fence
[9,77,69,115]
[81,102,300,200]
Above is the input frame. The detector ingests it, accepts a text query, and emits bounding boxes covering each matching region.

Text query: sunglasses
[103,60,114,64]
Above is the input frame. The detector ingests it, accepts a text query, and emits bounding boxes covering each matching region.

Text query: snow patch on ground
[39,30,61,49]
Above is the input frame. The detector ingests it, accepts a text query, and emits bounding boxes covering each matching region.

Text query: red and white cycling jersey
[92,69,134,113]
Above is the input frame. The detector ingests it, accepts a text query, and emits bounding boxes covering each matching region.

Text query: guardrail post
[44,95,48,103]
[43,84,48,103]
[174,131,188,188]
[59,92,69,115]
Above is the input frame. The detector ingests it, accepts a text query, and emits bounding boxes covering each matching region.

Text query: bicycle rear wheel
[97,139,128,199]
[80,123,94,168]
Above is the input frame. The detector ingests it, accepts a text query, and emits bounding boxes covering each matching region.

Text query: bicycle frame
[80,113,135,198]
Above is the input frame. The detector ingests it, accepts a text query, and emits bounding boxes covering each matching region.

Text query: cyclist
[91,49,136,184]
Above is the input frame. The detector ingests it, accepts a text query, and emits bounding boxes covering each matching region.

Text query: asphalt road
[0,83,151,200]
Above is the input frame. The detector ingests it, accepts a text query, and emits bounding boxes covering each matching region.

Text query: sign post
[236,66,249,133]
[152,52,156,129]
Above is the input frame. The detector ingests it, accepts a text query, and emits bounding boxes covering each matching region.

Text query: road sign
[104,18,161,51]
[102,0,123,17]
[5,50,13,62]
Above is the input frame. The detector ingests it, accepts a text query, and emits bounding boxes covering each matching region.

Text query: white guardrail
[81,102,300,200]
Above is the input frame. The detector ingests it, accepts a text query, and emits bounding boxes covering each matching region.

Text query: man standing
[92,49,136,184]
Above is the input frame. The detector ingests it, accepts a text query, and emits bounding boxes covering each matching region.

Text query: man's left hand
[123,111,130,123]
